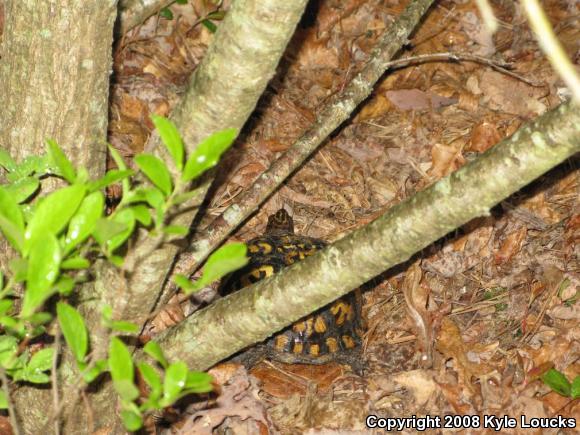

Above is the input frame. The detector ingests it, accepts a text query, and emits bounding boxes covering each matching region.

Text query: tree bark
[0,1,118,433]
[113,0,310,326]
[0,0,115,179]
[150,100,580,371]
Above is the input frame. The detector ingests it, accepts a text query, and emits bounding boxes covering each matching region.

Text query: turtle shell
[221,209,363,364]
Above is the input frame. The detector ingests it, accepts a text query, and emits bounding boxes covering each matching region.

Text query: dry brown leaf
[176,366,275,435]
[428,142,465,178]
[392,370,438,406]
[495,226,527,265]
[468,120,502,152]
[479,70,547,117]
[250,361,344,399]
[436,317,493,387]
[386,89,456,111]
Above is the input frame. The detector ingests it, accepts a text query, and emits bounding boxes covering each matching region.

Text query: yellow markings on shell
[248,242,272,254]
[274,335,289,352]
[309,344,320,356]
[293,342,304,354]
[285,252,299,264]
[240,264,274,286]
[314,316,327,333]
[331,301,353,326]
[342,335,356,349]
[252,265,274,279]
[326,337,339,353]
[293,321,306,333]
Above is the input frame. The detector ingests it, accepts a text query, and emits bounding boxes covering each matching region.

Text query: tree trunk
[0,1,118,433]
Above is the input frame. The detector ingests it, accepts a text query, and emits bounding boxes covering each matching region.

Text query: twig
[384,52,543,86]
[52,327,61,435]
[521,0,580,101]
[0,368,21,435]
[161,0,438,307]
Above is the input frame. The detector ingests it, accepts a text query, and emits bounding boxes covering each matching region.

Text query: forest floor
[108,0,579,433]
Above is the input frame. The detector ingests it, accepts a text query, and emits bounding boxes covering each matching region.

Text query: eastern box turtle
[221,209,364,368]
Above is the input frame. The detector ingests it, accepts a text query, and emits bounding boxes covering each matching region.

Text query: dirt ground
[108,0,579,433]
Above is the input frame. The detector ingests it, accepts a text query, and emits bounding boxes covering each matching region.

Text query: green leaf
[135,154,173,197]
[114,379,140,402]
[82,359,107,384]
[61,257,90,270]
[162,361,187,405]
[92,218,127,249]
[64,191,104,254]
[0,316,24,337]
[170,189,198,206]
[0,215,24,254]
[121,409,143,432]
[542,368,571,396]
[571,376,580,399]
[130,205,152,226]
[7,154,52,182]
[0,336,18,367]
[57,302,88,363]
[22,233,61,317]
[109,321,139,334]
[107,208,135,253]
[143,341,168,369]
[151,115,184,171]
[27,312,52,326]
[54,276,76,296]
[0,391,8,410]
[0,187,25,252]
[137,363,162,397]
[175,0,188,4]
[182,129,237,182]
[27,348,54,373]
[159,7,173,19]
[144,188,165,211]
[24,184,86,253]
[87,169,134,192]
[109,337,136,399]
[9,258,27,283]
[201,19,217,33]
[173,274,196,293]
[0,300,13,316]
[0,149,16,172]
[107,145,130,197]
[22,370,50,384]
[47,139,76,183]
[101,305,113,322]
[185,243,247,294]
[184,371,213,393]
[162,225,188,236]
[5,177,40,203]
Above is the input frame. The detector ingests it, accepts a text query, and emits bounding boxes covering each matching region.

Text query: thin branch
[51,328,61,435]
[166,0,437,305]
[118,0,173,35]
[150,99,580,372]
[521,0,580,101]
[0,368,21,435]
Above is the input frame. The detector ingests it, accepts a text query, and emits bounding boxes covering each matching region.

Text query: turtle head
[266,208,294,234]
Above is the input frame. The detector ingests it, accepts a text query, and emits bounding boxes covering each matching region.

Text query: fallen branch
[151,99,580,371]
[167,0,437,302]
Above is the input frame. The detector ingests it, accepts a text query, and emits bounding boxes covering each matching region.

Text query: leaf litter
[108,0,579,432]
